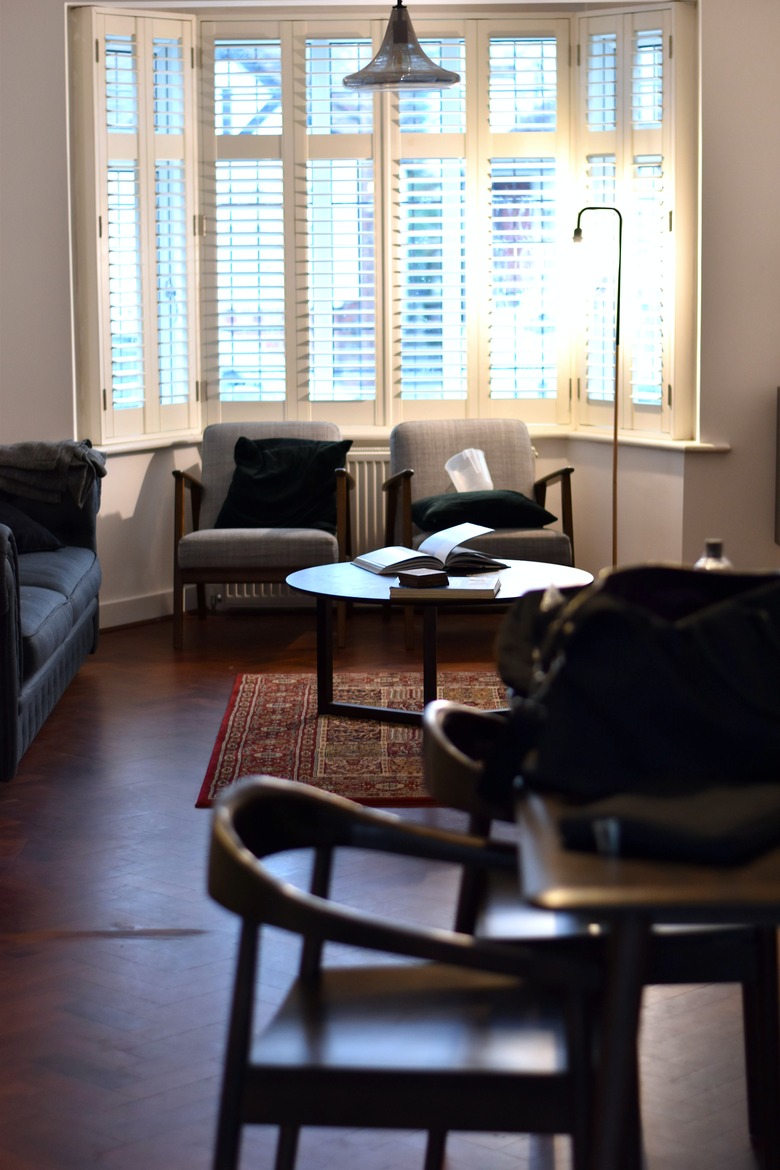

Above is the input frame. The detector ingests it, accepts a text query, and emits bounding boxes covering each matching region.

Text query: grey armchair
[383,418,574,566]
[172,422,353,649]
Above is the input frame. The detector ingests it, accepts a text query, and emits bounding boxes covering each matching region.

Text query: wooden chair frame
[172,466,354,650]
[208,775,614,1170]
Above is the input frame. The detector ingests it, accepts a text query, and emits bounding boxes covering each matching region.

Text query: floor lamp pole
[574,206,623,567]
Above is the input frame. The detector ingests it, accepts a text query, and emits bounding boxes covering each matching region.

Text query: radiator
[216,445,390,609]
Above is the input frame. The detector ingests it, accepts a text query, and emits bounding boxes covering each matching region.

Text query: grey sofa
[0,442,104,781]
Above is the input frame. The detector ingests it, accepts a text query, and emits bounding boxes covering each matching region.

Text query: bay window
[69,4,696,446]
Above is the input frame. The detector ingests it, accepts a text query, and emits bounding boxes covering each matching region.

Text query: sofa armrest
[0,525,22,780]
[0,478,102,552]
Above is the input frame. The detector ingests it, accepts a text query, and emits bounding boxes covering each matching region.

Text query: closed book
[396,567,449,588]
[389,574,501,601]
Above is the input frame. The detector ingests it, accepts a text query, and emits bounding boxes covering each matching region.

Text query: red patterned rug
[196,670,505,808]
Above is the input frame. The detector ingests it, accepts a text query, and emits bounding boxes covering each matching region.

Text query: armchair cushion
[0,501,63,553]
[215,437,352,534]
[412,489,556,533]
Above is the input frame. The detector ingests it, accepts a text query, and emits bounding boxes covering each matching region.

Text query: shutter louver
[398,40,465,133]
[215,160,286,401]
[156,161,189,406]
[214,40,282,136]
[490,158,557,400]
[107,162,145,411]
[489,37,557,133]
[399,159,466,400]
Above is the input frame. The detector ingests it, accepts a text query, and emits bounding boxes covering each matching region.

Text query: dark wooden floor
[0,606,766,1169]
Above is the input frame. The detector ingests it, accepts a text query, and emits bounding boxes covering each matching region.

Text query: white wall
[687,0,780,573]
[1,0,779,628]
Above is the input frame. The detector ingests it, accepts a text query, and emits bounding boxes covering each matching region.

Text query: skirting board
[99,586,316,630]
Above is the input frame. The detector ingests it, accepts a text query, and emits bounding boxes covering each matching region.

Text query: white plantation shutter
[156,160,189,406]
[398,40,465,134]
[631,155,665,405]
[307,39,373,135]
[483,30,569,419]
[307,159,375,402]
[489,158,558,400]
[71,7,694,442]
[305,41,376,403]
[208,39,286,404]
[576,12,674,435]
[586,32,617,132]
[106,160,144,411]
[70,8,199,443]
[214,39,283,135]
[399,158,466,400]
[214,159,286,402]
[582,154,619,404]
[489,36,558,133]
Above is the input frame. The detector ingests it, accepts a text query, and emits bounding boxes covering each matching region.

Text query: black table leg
[593,914,650,1170]
[314,598,424,726]
[315,595,334,714]
[421,605,438,707]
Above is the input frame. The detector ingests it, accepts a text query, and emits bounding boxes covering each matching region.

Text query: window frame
[69,5,201,447]
[68,3,697,448]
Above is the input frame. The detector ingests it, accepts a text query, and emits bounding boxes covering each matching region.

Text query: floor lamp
[573,206,623,567]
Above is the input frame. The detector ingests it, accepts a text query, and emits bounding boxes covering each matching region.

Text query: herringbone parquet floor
[0,607,769,1169]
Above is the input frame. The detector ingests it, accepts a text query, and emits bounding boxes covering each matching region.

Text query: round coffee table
[287,559,593,727]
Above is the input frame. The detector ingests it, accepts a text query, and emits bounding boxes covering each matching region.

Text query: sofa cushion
[214,437,352,534]
[17,548,102,625]
[19,586,74,680]
[0,501,63,552]
[411,489,556,533]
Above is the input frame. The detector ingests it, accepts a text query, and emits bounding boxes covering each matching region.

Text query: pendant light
[343,0,460,91]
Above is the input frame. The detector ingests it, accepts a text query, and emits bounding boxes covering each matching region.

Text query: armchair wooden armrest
[382,468,414,546]
[172,468,204,540]
[534,465,574,560]
[335,467,355,561]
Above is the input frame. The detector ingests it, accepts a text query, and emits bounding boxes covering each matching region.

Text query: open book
[352,522,508,575]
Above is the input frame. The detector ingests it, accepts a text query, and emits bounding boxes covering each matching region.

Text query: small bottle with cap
[694,538,733,571]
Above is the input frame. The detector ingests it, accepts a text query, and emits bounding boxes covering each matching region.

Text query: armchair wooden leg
[173,579,184,650]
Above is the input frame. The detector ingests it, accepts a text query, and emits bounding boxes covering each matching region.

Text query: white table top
[287,559,593,605]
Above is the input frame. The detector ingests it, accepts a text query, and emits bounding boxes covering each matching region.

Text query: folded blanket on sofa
[0,440,107,507]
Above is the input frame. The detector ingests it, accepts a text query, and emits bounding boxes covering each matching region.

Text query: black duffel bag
[483,564,780,808]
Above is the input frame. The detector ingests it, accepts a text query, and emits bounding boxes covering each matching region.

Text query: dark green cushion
[0,500,63,552]
[412,489,556,532]
[215,437,352,533]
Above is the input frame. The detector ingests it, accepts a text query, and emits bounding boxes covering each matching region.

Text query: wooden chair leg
[274,1126,300,1170]
[423,1129,447,1170]
[742,927,780,1154]
[173,581,184,650]
[213,925,258,1170]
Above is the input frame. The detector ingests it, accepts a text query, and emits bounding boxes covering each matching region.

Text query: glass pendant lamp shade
[343,1,460,91]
